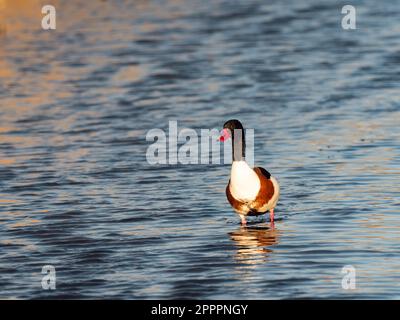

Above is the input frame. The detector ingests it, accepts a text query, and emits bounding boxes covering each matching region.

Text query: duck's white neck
[229,160,260,201]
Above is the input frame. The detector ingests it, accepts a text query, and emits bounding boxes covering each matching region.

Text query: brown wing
[251,167,275,212]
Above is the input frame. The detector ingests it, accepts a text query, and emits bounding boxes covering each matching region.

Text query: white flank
[229,161,260,201]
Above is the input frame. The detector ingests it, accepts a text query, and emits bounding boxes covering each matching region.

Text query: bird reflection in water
[229,224,279,266]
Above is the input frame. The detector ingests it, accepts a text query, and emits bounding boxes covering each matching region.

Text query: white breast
[229,161,260,201]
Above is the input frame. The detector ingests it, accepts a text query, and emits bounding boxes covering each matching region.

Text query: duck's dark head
[219,119,246,161]
[219,119,244,142]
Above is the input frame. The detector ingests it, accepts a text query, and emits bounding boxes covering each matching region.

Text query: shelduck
[219,119,280,225]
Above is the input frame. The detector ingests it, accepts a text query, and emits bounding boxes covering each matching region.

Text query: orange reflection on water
[0,0,47,41]
[0,238,37,251]
[229,225,279,266]
[112,64,147,84]
[8,218,41,229]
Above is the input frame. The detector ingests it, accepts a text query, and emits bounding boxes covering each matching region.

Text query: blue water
[1,0,400,299]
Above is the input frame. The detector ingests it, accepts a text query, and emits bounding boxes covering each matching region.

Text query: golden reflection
[229,225,279,266]
[0,238,37,251]
[0,158,15,165]
[0,0,44,38]
[0,198,20,205]
[112,64,147,84]
[8,218,41,229]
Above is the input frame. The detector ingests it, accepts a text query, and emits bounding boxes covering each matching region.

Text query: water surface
[1,0,400,299]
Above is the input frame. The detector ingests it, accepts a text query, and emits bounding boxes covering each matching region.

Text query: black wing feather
[254,167,271,179]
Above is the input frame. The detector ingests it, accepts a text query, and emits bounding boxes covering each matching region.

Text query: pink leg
[269,209,275,229]
[269,209,275,223]
[240,214,247,225]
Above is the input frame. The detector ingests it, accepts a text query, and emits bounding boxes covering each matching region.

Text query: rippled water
[1,0,400,299]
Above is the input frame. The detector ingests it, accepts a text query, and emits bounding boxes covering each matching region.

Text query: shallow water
[1,0,400,299]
